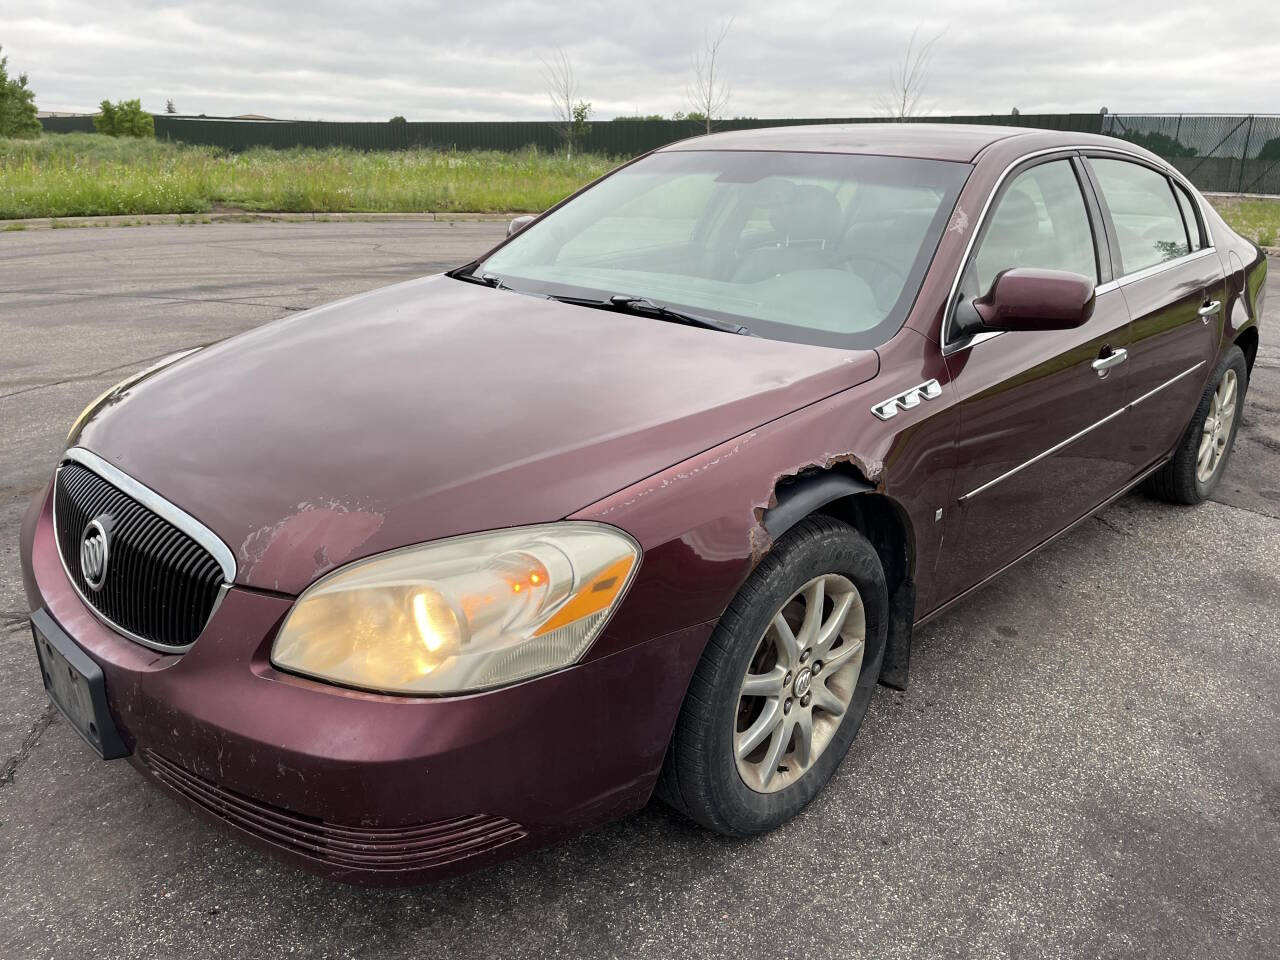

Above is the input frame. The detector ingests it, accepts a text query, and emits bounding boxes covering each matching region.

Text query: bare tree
[541,48,589,157]
[686,19,733,135]
[876,26,943,119]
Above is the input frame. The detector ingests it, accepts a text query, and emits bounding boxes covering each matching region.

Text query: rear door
[935,154,1132,603]
[1083,156,1226,470]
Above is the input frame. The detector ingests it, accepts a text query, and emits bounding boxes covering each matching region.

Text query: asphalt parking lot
[1,221,1277,960]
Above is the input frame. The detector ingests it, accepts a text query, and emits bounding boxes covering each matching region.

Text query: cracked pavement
[1,223,1277,960]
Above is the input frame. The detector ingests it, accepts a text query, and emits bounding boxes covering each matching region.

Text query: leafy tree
[614,114,666,121]
[389,115,406,124]
[93,99,155,137]
[0,45,41,139]
[1256,136,1280,162]
[570,100,591,149]
[1124,130,1196,158]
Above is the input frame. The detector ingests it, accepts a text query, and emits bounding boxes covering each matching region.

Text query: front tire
[1145,346,1248,504]
[656,516,888,836]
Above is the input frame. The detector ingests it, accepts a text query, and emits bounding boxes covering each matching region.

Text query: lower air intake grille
[144,750,527,872]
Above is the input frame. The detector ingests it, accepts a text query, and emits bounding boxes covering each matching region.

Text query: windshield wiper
[607,295,753,336]
[549,293,752,336]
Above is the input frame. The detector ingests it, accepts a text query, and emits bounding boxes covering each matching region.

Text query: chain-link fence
[1103,114,1280,194]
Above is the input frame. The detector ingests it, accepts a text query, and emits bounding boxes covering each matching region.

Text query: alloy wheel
[1197,368,1238,484]
[734,574,866,793]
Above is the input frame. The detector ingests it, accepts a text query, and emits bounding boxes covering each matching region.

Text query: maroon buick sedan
[21,124,1265,885]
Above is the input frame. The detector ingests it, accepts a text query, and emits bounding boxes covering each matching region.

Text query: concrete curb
[1203,191,1280,202]
[4,210,1277,257]
[2,211,518,231]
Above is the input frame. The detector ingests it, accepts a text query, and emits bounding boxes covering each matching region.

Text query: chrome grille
[54,457,227,650]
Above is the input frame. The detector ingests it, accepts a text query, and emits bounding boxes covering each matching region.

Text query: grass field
[2,134,1278,245]
[0,134,615,218]
[1206,195,1280,247]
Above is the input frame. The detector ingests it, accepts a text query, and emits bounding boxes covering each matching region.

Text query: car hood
[77,275,879,594]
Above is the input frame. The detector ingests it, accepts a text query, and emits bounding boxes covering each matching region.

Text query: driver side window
[968,159,1099,296]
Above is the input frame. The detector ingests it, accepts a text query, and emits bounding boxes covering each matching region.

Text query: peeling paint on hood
[240,501,386,592]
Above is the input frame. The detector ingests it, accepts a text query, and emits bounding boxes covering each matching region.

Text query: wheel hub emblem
[80,516,112,591]
[793,667,813,698]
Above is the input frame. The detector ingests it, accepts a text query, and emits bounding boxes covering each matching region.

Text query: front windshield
[475,149,970,348]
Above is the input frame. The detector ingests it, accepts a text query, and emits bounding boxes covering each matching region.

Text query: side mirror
[956,268,1095,335]
[508,214,536,236]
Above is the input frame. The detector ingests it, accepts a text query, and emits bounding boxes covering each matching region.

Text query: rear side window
[1172,182,1205,251]
[1090,158,1189,273]
[969,159,1098,294]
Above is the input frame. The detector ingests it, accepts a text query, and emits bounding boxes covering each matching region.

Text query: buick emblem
[793,667,813,698]
[81,516,112,591]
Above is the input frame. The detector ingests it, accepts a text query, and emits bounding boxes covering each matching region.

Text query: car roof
[657,123,1116,163]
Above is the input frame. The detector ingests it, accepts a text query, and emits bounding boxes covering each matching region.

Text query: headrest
[768,184,843,246]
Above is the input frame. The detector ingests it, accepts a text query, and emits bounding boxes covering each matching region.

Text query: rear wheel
[656,516,887,836]
[1145,346,1247,504]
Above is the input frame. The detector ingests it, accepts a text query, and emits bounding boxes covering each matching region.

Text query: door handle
[1197,300,1221,322]
[1092,347,1128,376]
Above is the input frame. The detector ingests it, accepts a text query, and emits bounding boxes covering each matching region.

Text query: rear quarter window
[1171,181,1205,251]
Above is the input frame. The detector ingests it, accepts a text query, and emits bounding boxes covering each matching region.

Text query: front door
[1083,156,1226,469]
[934,155,1132,604]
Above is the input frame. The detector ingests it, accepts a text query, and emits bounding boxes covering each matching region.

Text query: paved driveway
[1,223,1277,959]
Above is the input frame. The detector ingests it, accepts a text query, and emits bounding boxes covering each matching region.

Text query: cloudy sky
[6,0,1279,120]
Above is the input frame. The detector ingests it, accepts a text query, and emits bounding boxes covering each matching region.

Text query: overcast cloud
[6,1,1280,120]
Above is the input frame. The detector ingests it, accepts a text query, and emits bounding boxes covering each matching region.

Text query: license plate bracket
[31,608,129,760]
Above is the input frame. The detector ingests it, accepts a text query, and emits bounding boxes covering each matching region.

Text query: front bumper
[21,487,712,885]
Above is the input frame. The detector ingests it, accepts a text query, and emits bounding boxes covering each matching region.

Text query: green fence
[38,115,96,134]
[37,112,1280,195]
[39,111,1103,155]
[176,112,1102,154]
[1102,114,1280,194]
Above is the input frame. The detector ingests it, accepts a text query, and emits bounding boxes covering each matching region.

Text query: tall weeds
[0,134,615,218]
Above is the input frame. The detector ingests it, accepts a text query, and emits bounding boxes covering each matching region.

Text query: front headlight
[67,348,201,445]
[270,523,640,695]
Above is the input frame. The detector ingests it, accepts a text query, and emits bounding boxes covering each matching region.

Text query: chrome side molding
[958,360,1206,502]
[1127,360,1207,408]
[871,379,943,421]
